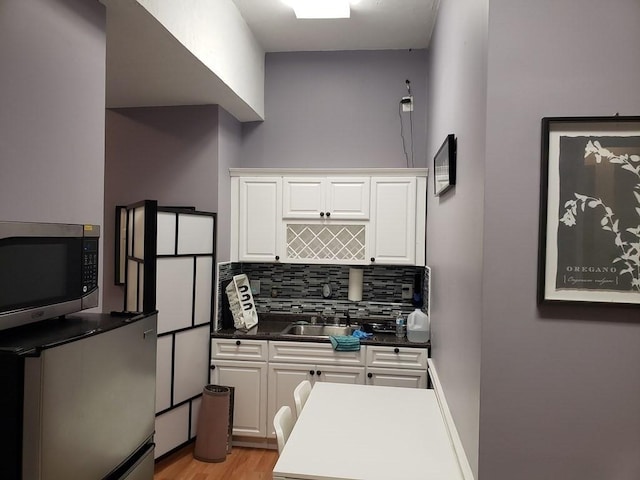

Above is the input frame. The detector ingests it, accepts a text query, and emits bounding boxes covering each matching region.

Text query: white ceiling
[232,0,439,52]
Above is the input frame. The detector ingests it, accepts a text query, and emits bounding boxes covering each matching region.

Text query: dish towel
[329,335,361,351]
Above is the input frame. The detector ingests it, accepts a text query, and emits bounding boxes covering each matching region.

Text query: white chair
[273,405,295,454]
[293,380,312,418]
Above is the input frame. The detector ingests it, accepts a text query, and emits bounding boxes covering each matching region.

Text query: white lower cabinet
[267,363,365,437]
[210,340,268,438]
[365,345,429,389]
[212,339,428,442]
[267,362,312,437]
[267,341,366,438]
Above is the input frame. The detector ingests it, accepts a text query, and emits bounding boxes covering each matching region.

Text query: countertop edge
[211,325,430,348]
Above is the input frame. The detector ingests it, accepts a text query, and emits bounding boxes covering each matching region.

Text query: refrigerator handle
[143,328,155,339]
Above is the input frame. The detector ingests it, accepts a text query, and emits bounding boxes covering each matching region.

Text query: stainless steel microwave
[0,221,100,331]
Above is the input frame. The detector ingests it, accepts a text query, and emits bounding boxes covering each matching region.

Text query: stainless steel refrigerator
[0,312,157,479]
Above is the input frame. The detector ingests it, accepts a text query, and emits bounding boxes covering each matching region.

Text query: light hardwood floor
[154,443,279,480]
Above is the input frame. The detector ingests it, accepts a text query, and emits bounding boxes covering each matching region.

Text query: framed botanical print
[538,116,640,305]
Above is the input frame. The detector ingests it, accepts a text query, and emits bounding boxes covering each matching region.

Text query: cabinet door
[267,362,365,438]
[283,177,370,220]
[283,177,325,219]
[366,368,427,388]
[326,177,370,220]
[369,177,416,265]
[315,365,366,385]
[210,360,268,437]
[267,363,314,437]
[239,177,282,262]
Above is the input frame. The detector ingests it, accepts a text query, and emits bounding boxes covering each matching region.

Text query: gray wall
[0,0,106,225]
[217,108,243,262]
[480,1,640,479]
[0,0,106,309]
[103,106,219,312]
[425,0,488,476]
[241,50,428,168]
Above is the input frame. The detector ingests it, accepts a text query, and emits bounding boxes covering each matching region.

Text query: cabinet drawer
[366,367,427,388]
[269,341,365,366]
[365,345,428,369]
[211,339,268,361]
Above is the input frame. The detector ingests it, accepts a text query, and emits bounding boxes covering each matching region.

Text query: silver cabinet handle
[143,328,155,339]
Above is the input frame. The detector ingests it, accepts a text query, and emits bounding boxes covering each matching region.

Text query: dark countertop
[0,311,157,356]
[212,313,430,349]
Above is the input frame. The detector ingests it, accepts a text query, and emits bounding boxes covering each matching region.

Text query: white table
[272,383,463,480]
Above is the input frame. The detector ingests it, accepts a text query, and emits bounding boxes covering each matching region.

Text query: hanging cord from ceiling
[399,79,414,168]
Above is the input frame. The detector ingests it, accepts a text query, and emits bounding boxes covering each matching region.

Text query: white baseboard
[231,435,277,450]
[428,359,475,480]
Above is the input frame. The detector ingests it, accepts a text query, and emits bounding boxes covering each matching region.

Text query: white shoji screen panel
[156,257,194,335]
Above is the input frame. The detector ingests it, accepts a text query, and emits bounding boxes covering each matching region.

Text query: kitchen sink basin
[280,323,356,337]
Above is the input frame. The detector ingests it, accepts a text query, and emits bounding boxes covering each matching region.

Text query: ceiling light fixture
[284,0,351,19]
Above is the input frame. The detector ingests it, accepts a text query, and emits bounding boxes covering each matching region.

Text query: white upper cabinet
[231,169,426,266]
[237,177,282,262]
[283,177,369,220]
[369,177,417,266]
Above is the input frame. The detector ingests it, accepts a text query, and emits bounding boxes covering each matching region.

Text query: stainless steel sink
[280,323,356,337]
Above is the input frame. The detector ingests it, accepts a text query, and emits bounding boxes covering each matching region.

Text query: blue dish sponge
[352,329,373,339]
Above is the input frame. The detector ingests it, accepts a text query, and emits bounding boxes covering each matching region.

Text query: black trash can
[194,385,231,463]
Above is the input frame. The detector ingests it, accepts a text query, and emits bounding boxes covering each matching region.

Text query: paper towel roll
[348,268,363,302]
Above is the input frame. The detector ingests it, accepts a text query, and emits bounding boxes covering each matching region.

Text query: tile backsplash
[217,262,430,330]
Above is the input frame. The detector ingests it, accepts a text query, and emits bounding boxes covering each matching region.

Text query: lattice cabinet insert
[286,223,366,262]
